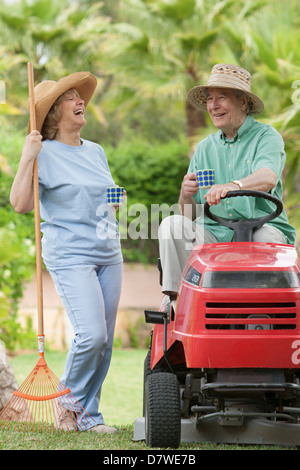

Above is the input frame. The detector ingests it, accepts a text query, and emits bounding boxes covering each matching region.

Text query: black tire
[145,372,181,448]
[144,350,152,383]
[143,350,152,416]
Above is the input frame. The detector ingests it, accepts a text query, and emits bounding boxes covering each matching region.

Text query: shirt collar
[218,114,254,143]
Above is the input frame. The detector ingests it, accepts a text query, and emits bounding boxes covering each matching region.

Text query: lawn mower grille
[205,302,297,330]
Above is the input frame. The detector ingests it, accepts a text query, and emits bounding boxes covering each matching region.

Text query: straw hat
[187,64,264,114]
[29,71,98,133]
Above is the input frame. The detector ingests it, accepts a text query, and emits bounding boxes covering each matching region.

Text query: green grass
[0,349,297,450]
[8,348,145,427]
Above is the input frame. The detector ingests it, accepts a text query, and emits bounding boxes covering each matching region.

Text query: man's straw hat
[187,64,264,114]
[29,71,97,134]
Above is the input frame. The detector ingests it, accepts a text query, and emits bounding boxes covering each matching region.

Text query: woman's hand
[10,131,43,213]
[22,130,43,162]
[112,187,127,213]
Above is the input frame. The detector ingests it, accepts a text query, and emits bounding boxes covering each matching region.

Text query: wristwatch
[231,180,243,189]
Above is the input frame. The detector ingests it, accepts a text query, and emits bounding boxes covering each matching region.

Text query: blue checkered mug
[196,169,215,189]
[107,186,124,205]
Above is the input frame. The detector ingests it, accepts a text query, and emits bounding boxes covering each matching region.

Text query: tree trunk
[185,99,207,155]
[0,341,18,411]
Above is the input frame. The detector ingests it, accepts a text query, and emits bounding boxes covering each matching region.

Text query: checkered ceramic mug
[196,169,215,189]
[107,186,124,205]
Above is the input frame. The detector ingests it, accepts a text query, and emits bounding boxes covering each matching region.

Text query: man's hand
[181,173,199,198]
[178,173,198,219]
[204,183,239,206]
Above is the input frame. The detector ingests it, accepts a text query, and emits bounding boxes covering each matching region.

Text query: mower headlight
[183,265,201,287]
[246,314,272,330]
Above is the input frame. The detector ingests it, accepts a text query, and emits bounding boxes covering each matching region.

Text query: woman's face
[58,89,86,132]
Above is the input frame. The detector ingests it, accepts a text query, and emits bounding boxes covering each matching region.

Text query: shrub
[106,137,190,262]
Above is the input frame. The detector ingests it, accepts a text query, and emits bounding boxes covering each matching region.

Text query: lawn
[0,349,297,451]
[8,348,146,427]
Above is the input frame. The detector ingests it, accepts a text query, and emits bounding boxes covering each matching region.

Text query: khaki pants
[158,215,286,295]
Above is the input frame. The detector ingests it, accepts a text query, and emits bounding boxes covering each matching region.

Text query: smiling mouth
[74,109,84,115]
[214,113,226,118]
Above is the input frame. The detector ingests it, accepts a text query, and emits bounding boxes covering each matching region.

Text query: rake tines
[0,342,95,433]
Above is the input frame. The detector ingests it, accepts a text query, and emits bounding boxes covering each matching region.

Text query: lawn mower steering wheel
[204,190,283,242]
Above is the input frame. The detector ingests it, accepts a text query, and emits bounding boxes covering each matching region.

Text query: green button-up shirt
[188,115,296,245]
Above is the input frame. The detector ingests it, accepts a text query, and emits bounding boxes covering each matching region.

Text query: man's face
[206,88,248,138]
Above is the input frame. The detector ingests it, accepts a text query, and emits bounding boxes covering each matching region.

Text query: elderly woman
[159,64,296,309]
[10,72,123,434]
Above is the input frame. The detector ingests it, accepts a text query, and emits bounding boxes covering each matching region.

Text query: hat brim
[187,85,264,114]
[28,71,98,134]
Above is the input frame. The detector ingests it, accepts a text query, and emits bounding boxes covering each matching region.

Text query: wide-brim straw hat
[187,64,264,114]
[28,71,98,134]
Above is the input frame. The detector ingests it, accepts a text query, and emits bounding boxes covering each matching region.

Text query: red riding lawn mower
[133,190,300,448]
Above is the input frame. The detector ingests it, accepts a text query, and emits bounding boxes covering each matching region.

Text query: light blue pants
[47,262,123,427]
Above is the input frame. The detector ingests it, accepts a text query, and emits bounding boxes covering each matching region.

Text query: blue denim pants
[47,262,123,427]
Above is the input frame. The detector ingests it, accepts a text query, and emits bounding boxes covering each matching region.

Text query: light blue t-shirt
[37,139,123,267]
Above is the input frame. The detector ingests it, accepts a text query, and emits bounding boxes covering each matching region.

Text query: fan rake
[0,337,95,432]
[0,63,95,433]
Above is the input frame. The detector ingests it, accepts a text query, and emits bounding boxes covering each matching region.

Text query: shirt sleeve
[251,126,286,178]
[38,149,49,189]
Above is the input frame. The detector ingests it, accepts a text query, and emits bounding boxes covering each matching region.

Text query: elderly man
[158,64,296,308]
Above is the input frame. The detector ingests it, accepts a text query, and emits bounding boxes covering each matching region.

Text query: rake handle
[27,62,44,337]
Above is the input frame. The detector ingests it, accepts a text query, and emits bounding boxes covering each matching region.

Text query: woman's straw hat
[29,71,97,133]
[187,64,264,114]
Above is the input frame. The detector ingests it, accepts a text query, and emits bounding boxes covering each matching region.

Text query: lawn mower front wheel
[145,372,181,448]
